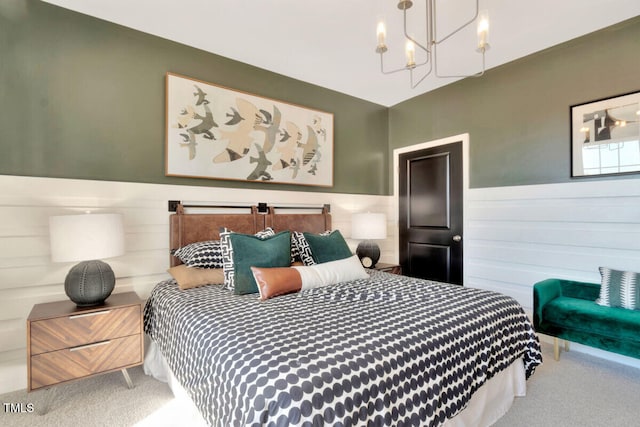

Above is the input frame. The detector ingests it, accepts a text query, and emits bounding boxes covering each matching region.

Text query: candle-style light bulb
[377,21,386,47]
[477,10,490,51]
[405,40,416,68]
[375,20,388,53]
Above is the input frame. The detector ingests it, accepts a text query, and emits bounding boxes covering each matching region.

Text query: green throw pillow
[303,230,352,264]
[227,231,291,295]
[596,267,640,310]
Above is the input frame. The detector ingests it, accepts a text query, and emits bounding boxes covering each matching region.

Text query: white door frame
[392,133,470,284]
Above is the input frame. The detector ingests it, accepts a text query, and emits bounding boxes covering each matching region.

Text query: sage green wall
[3,2,638,194]
[0,0,389,195]
[389,16,640,189]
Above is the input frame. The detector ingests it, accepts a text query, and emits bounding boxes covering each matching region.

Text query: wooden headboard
[169,203,331,266]
[264,206,331,234]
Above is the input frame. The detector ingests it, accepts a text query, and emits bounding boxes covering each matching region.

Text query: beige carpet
[2,343,640,426]
[0,366,179,427]
[494,342,640,427]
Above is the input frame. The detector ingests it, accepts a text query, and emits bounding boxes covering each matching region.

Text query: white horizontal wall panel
[0,236,50,258]
[468,178,640,200]
[468,242,640,272]
[0,174,394,394]
[468,197,640,223]
[465,277,533,309]
[467,178,640,312]
[468,221,640,250]
[467,260,597,291]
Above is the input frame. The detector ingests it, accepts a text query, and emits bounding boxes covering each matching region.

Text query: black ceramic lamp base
[356,241,381,268]
[65,260,115,307]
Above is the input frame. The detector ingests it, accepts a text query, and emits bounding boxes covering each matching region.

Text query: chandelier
[375,0,490,88]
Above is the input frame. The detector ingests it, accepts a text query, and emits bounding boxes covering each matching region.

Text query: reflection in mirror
[572,92,640,177]
[582,140,640,175]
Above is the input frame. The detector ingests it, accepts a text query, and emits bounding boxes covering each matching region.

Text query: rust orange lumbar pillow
[251,255,369,300]
[251,267,303,300]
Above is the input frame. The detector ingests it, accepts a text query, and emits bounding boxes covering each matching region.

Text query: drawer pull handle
[69,310,112,320]
[69,340,111,352]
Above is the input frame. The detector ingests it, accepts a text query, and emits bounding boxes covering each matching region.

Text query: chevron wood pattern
[27,292,143,392]
[30,306,140,355]
[30,335,142,389]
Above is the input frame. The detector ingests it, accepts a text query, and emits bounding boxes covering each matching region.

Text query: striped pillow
[596,267,640,310]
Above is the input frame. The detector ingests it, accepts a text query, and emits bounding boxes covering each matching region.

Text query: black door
[399,142,463,284]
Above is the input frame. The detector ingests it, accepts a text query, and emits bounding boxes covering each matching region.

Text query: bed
[144,203,542,426]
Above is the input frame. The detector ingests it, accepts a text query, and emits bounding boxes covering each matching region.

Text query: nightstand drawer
[30,334,142,390]
[30,305,141,355]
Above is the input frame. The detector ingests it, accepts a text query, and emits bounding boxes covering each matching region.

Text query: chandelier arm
[410,60,434,89]
[413,57,430,68]
[433,0,480,45]
[379,53,413,75]
[409,52,431,70]
[403,6,430,53]
[434,45,486,78]
[375,0,489,88]
[426,0,434,47]
[379,53,430,75]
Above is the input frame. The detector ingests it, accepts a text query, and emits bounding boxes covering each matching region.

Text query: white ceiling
[40,0,640,106]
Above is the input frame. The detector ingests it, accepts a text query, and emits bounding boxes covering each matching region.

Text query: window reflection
[582,140,640,175]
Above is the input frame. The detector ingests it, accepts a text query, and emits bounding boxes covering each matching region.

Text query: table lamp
[49,213,125,306]
[351,212,387,268]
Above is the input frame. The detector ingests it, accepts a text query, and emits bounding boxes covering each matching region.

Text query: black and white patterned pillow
[290,236,301,263]
[596,267,640,310]
[254,228,275,239]
[173,240,223,269]
[220,227,275,290]
[291,230,333,266]
[291,231,316,265]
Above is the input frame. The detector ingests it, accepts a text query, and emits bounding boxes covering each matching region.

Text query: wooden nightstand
[370,262,402,275]
[27,292,143,392]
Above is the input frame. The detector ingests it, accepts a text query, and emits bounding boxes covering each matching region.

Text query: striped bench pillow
[596,267,640,310]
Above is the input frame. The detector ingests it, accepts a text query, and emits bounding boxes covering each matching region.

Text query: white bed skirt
[443,358,526,427]
[144,341,209,426]
[144,341,526,427]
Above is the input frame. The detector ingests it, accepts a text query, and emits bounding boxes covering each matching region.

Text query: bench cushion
[544,296,640,343]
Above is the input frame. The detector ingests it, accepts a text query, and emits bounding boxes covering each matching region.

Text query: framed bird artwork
[165,72,334,187]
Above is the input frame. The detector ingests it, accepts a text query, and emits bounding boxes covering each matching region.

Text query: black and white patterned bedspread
[144,271,542,427]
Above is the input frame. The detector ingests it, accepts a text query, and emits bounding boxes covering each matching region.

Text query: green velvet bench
[533,278,640,361]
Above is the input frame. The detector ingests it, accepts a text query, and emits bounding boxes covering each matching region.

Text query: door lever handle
[453,235,462,242]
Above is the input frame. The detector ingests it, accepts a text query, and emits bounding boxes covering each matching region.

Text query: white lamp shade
[351,213,387,240]
[49,213,125,263]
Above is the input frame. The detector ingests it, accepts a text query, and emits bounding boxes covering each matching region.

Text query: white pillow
[250,254,370,300]
[294,254,369,290]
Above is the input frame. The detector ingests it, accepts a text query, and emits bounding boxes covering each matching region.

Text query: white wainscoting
[466,178,640,307]
[0,174,395,394]
[5,174,638,392]
[465,178,640,369]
